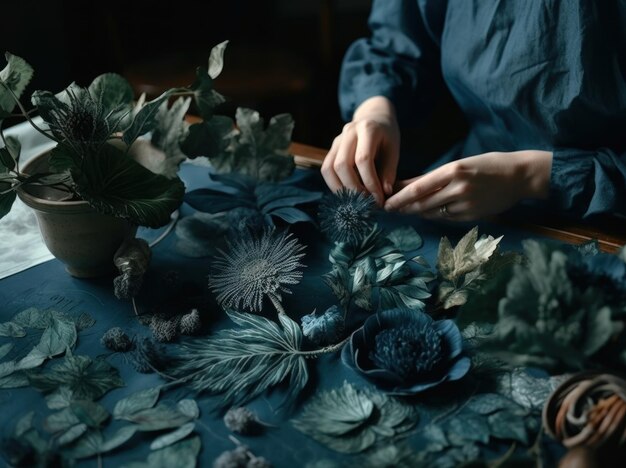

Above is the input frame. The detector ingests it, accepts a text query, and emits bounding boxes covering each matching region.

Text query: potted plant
[0,42,230,277]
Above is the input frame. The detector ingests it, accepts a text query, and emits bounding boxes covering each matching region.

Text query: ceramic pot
[16,151,137,278]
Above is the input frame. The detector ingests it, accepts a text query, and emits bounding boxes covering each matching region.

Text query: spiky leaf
[172,310,309,408]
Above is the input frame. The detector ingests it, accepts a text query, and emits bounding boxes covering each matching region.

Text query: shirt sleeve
[338,0,443,124]
[550,147,626,218]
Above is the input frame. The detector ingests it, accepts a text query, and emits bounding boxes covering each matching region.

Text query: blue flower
[342,308,470,395]
[318,188,375,244]
[301,305,344,345]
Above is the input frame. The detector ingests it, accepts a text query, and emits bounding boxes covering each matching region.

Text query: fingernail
[384,182,393,195]
[384,202,395,212]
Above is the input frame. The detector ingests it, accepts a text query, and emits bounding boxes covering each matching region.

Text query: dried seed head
[223,407,257,434]
[100,327,133,352]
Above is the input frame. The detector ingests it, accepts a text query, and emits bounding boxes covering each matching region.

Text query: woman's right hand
[321,96,400,206]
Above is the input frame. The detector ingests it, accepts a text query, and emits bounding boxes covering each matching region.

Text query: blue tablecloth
[0,162,563,467]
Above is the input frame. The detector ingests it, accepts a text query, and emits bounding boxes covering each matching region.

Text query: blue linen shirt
[339,0,626,218]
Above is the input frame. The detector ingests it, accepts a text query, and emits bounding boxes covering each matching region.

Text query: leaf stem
[0,80,58,142]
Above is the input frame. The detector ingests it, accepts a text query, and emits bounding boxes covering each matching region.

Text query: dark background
[2,0,466,159]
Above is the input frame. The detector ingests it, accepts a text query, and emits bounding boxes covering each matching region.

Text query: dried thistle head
[318,188,375,244]
[39,86,113,152]
[209,229,306,313]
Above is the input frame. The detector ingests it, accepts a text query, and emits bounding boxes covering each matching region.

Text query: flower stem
[297,336,350,358]
[270,296,286,315]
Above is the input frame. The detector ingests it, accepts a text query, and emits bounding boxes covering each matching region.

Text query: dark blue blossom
[301,305,344,345]
[318,188,375,244]
[342,308,470,395]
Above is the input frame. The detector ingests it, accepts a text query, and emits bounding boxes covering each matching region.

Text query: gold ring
[439,204,448,216]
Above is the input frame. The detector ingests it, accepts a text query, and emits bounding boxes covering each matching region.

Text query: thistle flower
[223,407,258,434]
[180,309,202,335]
[342,308,470,395]
[100,327,133,352]
[301,305,344,345]
[210,229,306,313]
[318,188,375,244]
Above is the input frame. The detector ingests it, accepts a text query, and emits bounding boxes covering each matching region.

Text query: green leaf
[113,387,161,419]
[386,226,423,251]
[12,307,46,328]
[292,382,417,454]
[149,422,195,450]
[177,399,200,419]
[0,52,34,118]
[72,143,185,228]
[148,97,191,178]
[464,393,522,415]
[48,143,79,172]
[180,117,233,159]
[88,73,134,115]
[0,342,13,360]
[445,412,490,445]
[0,321,25,337]
[44,407,81,433]
[487,410,529,444]
[0,186,16,219]
[208,40,229,78]
[57,423,88,446]
[172,310,309,409]
[122,436,201,468]
[71,400,110,427]
[69,426,138,459]
[28,354,124,401]
[119,403,194,431]
[0,372,28,388]
[34,317,77,358]
[123,91,172,146]
[190,67,225,120]
[0,148,15,171]
[46,386,75,409]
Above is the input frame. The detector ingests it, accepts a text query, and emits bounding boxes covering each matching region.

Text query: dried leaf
[292,382,417,454]
[121,435,201,468]
[28,354,124,401]
[149,422,195,450]
[113,387,161,420]
[386,226,423,251]
[173,310,309,409]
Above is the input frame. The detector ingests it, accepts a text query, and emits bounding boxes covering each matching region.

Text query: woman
[322,0,626,221]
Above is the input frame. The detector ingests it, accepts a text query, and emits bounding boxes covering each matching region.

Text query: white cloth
[0,118,56,279]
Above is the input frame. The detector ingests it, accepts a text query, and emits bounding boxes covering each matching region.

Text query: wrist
[515,150,553,199]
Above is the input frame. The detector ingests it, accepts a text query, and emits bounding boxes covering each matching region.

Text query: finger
[421,200,472,221]
[393,175,423,192]
[379,139,400,196]
[384,165,456,211]
[396,181,460,214]
[333,126,363,191]
[354,125,384,205]
[321,137,343,192]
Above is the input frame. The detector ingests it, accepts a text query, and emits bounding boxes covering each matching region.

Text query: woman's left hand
[384,150,553,221]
